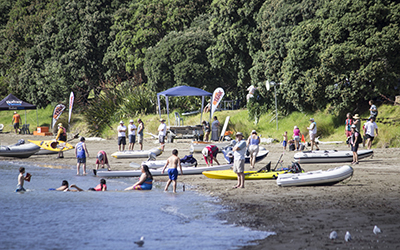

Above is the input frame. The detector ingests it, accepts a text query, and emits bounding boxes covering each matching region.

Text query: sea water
[0,161,274,250]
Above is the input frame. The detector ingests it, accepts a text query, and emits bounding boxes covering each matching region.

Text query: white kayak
[96,164,233,177]
[111,147,163,159]
[294,150,373,164]
[129,160,197,169]
[0,143,40,158]
[189,141,231,153]
[276,165,354,187]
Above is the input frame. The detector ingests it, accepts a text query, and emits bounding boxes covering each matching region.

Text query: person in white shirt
[128,119,137,151]
[307,118,319,151]
[117,121,127,151]
[364,117,378,149]
[158,119,167,151]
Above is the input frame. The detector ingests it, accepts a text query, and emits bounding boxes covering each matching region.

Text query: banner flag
[301,134,306,143]
[52,104,66,129]
[68,92,74,126]
[211,87,224,117]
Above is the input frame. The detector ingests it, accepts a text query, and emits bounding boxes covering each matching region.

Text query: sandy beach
[1,133,400,249]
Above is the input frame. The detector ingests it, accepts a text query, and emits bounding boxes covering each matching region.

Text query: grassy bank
[1,104,399,148]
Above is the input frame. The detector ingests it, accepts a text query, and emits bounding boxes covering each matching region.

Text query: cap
[202,148,208,156]
[353,114,360,119]
[294,126,298,129]
[119,120,124,124]
[14,111,17,114]
[235,132,243,137]
[309,118,314,121]
[160,119,165,122]
[251,130,257,134]
[129,120,134,123]
[97,152,104,161]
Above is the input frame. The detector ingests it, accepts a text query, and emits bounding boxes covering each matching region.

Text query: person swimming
[89,179,107,191]
[125,165,153,191]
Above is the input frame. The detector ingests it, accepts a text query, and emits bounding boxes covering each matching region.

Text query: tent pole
[25,110,27,125]
[36,108,38,128]
[200,96,204,124]
[166,97,170,126]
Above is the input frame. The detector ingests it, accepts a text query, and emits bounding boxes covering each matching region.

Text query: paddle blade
[265,162,271,172]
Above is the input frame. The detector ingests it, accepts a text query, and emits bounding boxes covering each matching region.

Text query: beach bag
[289,143,295,151]
[180,155,198,167]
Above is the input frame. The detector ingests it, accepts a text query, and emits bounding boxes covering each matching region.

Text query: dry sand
[1,133,400,249]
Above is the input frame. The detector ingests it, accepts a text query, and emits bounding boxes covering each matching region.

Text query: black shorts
[351,144,359,152]
[77,157,86,163]
[59,135,67,142]
[13,123,19,129]
[366,134,374,142]
[118,136,126,145]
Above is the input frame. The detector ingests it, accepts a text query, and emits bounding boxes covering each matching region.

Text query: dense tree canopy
[0,0,399,116]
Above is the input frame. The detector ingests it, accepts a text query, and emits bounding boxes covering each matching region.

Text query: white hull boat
[222,147,269,164]
[294,150,373,164]
[189,141,231,153]
[276,165,354,187]
[111,147,163,159]
[129,160,197,169]
[96,164,233,177]
[0,143,40,158]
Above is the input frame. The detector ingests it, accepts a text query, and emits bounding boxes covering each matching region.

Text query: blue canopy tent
[0,94,38,131]
[157,86,212,126]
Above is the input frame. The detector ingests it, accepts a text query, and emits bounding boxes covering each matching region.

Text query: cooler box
[33,126,53,136]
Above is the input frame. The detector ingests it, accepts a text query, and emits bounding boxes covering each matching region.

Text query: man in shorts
[137,118,144,150]
[364,117,378,149]
[128,119,137,151]
[158,119,167,151]
[232,132,246,189]
[75,137,89,175]
[117,120,127,151]
[307,118,319,151]
[12,111,21,134]
[162,149,183,193]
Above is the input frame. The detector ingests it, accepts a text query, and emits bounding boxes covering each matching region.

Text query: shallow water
[0,161,273,250]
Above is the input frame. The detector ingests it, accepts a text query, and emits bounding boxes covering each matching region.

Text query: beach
[1,133,400,249]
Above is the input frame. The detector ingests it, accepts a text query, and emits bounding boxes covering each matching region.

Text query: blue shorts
[129,135,136,144]
[168,168,178,181]
[77,157,86,163]
[283,141,287,147]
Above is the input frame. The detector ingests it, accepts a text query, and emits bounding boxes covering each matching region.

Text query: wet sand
[1,133,400,249]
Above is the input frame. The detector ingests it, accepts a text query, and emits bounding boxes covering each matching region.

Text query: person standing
[202,120,211,141]
[211,116,220,141]
[247,130,260,169]
[55,123,67,158]
[75,137,89,175]
[345,113,353,147]
[293,126,301,151]
[158,119,167,151]
[282,131,288,151]
[95,150,111,172]
[201,145,220,167]
[369,100,378,119]
[232,132,246,189]
[350,125,360,164]
[352,114,361,134]
[162,149,183,193]
[128,120,137,151]
[307,118,319,151]
[364,117,378,149]
[137,119,144,150]
[12,111,21,134]
[16,167,31,192]
[117,121,127,151]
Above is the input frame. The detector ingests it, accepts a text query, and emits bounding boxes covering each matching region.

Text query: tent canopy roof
[157,85,212,97]
[0,94,36,110]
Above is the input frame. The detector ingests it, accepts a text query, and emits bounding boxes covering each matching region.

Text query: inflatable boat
[294,150,373,164]
[111,147,163,159]
[276,165,354,187]
[222,146,269,164]
[0,142,40,158]
[96,163,233,177]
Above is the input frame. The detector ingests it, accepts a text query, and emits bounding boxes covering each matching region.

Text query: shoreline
[1,133,400,249]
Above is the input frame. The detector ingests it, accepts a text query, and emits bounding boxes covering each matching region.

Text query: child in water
[16,167,31,192]
[54,180,83,192]
[89,179,107,191]
[282,131,288,150]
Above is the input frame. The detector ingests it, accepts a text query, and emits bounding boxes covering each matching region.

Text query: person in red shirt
[202,145,220,167]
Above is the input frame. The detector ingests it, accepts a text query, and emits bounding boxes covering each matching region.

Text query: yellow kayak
[202,169,288,180]
[28,140,74,152]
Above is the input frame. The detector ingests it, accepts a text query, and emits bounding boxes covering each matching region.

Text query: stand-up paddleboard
[277,165,354,187]
[294,150,373,164]
[28,140,74,154]
[97,164,233,177]
[111,147,163,159]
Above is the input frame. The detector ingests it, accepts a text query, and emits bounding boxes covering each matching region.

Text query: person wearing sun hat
[128,119,137,151]
[55,123,67,158]
[352,114,361,133]
[158,119,167,151]
[117,120,127,151]
[307,118,319,151]
[232,132,247,189]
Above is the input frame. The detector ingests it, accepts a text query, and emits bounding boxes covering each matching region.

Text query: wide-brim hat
[251,130,257,134]
[236,132,243,137]
[129,120,134,123]
[353,114,360,119]
[309,118,314,121]
[119,120,124,124]
[160,119,165,122]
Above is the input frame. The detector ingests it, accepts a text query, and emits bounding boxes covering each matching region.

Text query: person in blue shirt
[232,132,247,189]
[75,137,89,175]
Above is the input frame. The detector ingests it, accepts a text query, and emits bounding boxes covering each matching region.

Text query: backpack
[356,132,363,144]
[180,155,198,167]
